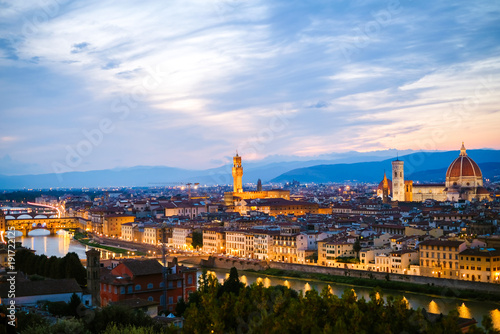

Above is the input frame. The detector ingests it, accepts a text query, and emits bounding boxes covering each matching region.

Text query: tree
[85,305,157,334]
[353,237,361,259]
[103,323,165,334]
[3,306,46,333]
[25,255,38,275]
[191,231,203,249]
[35,254,48,275]
[64,252,87,285]
[44,256,58,278]
[175,297,187,316]
[305,252,318,263]
[220,267,244,296]
[46,301,70,317]
[481,314,497,334]
[68,293,82,317]
[50,318,87,334]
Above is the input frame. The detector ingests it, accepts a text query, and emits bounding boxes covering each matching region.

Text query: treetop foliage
[15,249,87,286]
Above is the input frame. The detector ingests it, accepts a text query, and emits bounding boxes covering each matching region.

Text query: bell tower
[392,158,405,202]
[232,152,243,193]
[382,171,389,204]
[86,248,101,307]
[0,210,5,234]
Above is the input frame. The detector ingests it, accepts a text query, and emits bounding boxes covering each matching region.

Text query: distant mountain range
[271,150,500,184]
[1,149,499,189]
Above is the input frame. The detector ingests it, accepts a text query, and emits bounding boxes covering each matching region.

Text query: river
[19,231,500,329]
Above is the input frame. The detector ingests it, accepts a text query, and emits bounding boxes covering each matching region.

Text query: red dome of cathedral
[446,143,482,178]
[445,143,483,188]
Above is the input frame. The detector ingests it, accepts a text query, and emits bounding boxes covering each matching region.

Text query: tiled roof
[0,278,82,298]
[120,259,164,276]
[459,248,500,257]
[419,239,465,247]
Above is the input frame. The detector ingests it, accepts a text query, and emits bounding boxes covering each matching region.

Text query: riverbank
[242,267,500,303]
[73,232,146,256]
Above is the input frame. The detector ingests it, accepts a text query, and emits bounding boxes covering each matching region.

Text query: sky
[1,0,499,175]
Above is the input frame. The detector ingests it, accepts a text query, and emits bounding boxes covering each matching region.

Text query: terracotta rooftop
[459,248,500,257]
[117,259,164,276]
[0,278,82,298]
[419,239,465,247]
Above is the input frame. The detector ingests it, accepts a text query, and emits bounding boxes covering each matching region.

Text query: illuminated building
[202,228,226,254]
[378,143,491,202]
[103,214,135,237]
[100,259,197,313]
[419,239,467,278]
[459,248,500,283]
[224,153,290,208]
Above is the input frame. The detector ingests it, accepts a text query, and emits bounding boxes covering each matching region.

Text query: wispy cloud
[0,0,499,173]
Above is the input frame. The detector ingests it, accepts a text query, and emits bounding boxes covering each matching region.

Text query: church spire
[383,170,388,187]
[382,170,389,204]
[460,142,467,156]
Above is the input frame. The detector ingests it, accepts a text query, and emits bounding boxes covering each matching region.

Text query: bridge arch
[4,217,82,236]
[27,229,51,236]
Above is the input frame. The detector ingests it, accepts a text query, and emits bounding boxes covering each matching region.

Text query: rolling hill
[271,150,500,184]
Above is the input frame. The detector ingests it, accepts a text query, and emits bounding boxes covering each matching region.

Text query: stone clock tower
[232,152,243,193]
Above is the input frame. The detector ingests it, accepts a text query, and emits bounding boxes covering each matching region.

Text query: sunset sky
[1,0,499,175]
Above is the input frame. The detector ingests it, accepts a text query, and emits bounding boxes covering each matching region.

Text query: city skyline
[1,1,500,175]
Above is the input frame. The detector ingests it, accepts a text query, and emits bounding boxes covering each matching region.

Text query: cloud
[71,42,90,53]
[0,154,42,175]
[1,0,499,173]
[101,60,120,70]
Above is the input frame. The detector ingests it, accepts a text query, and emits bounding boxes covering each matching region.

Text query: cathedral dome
[445,143,483,188]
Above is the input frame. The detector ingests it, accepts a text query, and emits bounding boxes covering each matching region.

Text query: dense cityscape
[1,147,500,332]
[2,0,500,333]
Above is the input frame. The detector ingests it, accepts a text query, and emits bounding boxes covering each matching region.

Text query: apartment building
[164,201,207,218]
[270,226,301,263]
[226,230,247,257]
[360,247,391,269]
[253,231,276,261]
[121,222,134,241]
[143,224,161,246]
[419,239,467,278]
[459,248,500,283]
[389,249,419,274]
[103,214,135,237]
[318,238,355,266]
[245,233,254,259]
[171,226,192,249]
[202,228,226,254]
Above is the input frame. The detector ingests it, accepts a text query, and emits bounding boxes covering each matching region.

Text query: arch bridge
[3,215,82,236]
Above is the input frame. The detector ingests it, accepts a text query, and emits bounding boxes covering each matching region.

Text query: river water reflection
[18,230,90,259]
[202,268,500,329]
[19,231,500,329]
